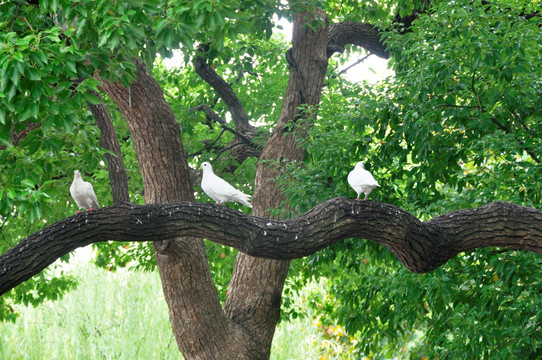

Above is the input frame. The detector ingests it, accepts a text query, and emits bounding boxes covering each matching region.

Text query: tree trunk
[224,9,330,357]
[99,59,261,359]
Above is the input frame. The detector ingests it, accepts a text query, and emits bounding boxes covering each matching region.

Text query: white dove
[70,170,100,213]
[200,162,252,208]
[348,161,380,200]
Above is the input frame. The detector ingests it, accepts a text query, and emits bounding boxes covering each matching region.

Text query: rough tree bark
[98,59,267,359]
[1,200,542,296]
[87,92,130,203]
[222,9,330,357]
[327,22,389,58]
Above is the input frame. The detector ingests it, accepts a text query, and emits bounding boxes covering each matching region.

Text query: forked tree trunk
[99,8,330,360]
[99,60,267,358]
[224,9,330,357]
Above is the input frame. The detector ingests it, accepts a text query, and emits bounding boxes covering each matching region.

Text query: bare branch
[338,54,371,75]
[189,104,257,148]
[1,199,541,295]
[193,49,256,133]
[327,22,389,59]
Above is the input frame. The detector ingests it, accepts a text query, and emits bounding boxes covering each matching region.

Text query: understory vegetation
[0,249,354,360]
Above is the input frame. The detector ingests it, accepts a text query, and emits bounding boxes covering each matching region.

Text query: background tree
[1,0,541,359]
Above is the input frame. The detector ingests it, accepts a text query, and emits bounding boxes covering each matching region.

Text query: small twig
[189,104,256,147]
[188,129,226,157]
[211,141,244,164]
[10,0,24,32]
[434,104,478,109]
[338,54,371,75]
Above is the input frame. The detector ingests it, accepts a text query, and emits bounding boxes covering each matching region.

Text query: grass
[0,248,342,360]
[1,251,178,360]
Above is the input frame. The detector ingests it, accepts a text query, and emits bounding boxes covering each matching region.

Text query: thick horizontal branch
[1,199,541,295]
[327,22,389,59]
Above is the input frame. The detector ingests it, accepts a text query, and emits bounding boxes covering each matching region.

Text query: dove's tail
[237,193,253,208]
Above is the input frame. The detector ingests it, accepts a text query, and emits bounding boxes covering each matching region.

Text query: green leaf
[82,91,102,105]
[0,133,12,147]
[30,81,43,100]
[21,179,35,189]
[64,60,77,75]
[26,67,42,81]
[6,83,17,101]
[9,64,20,87]
[98,31,110,48]
[50,0,59,13]
[125,23,146,40]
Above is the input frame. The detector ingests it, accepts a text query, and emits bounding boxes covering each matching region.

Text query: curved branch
[327,22,389,59]
[1,199,541,295]
[193,49,256,134]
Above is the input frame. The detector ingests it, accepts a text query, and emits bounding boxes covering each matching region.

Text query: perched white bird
[70,170,100,213]
[200,162,252,208]
[348,162,380,200]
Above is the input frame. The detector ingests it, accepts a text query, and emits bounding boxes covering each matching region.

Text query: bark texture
[99,59,262,359]
[87,92,130,203]
[223,9,330,357]
[189,9,332,356]
[99,60,192,203]
[194,49,254,134]
[327,22,389,59]
[2,200,541,296]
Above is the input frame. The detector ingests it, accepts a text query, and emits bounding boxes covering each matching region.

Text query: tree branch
[327,22,389,59]
[193,48,256,133]
[88,90,130,203]
[189,104,258,148]
[1,199,541,295]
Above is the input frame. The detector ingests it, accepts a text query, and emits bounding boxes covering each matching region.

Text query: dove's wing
[82,181,100,209]
[71,178,100,210]
[349,169,379,187]
[202,173,252,207]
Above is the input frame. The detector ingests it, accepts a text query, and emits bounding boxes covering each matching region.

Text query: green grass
[0,249,341,360]
[1,252,178,360]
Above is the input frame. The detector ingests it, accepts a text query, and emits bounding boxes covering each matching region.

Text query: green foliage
[275,0,542,358]
[299,248,542,359]
[382,0,542,210]
[2,0,541,358]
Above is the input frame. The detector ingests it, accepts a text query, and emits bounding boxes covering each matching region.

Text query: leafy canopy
[278,0,541,358]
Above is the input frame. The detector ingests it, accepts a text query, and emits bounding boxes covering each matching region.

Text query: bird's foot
[75,210,82,214]
[88,207,96,211]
